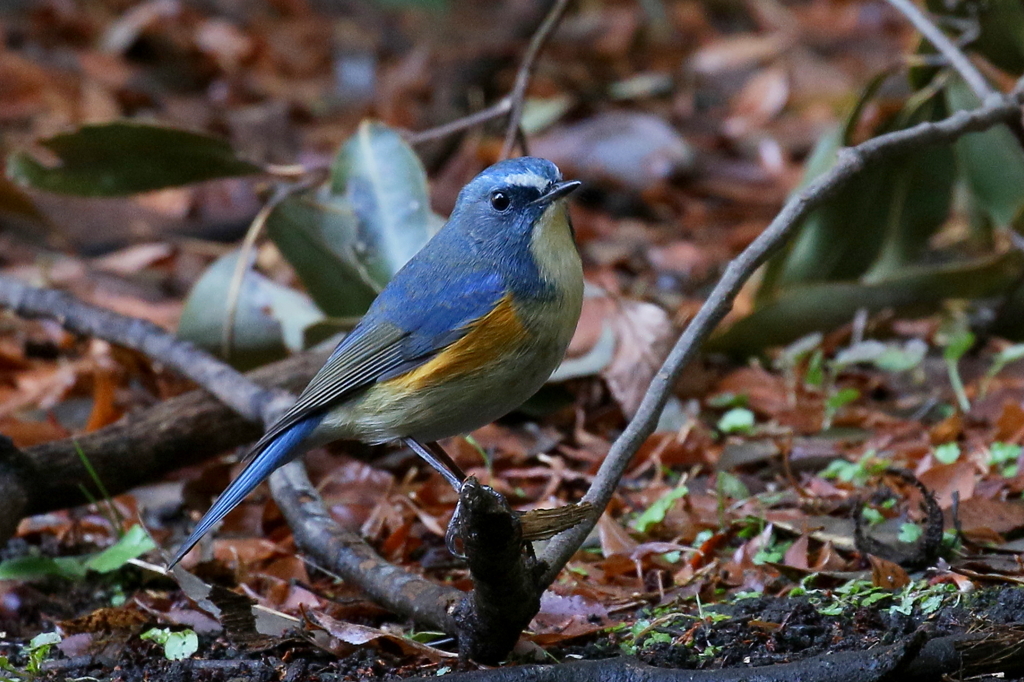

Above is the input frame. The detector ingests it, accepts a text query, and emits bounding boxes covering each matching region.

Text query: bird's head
[449,157,581,245]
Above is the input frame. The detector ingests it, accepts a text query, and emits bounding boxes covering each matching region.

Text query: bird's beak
[530,180,582,206]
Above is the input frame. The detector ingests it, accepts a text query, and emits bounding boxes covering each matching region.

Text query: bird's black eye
[490,191,511,212]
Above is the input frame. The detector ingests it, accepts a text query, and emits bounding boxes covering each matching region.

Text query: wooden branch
[0,276,286,426]
[269,461,461,634]
[20,350,327,518]
[449,479,544,664]
[536,84,1024,586]
[0,277,547,662]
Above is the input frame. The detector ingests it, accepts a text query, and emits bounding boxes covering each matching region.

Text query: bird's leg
[426,440,467,484]
[402,438,468,556]
[402,437,466,490]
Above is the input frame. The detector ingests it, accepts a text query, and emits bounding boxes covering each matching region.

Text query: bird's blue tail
[168,415,320,567]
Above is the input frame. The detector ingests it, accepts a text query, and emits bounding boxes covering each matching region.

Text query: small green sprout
[140,628,199,661]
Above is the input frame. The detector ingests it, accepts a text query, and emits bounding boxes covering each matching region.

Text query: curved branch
[269,461,461,633]
[407,99,513,146]
[0,277,546,661]
[0,276,286,426]
[885,0,993,101]
[537,86,1024,585]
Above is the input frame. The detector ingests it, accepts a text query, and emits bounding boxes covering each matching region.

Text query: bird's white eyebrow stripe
[498,172,549,190]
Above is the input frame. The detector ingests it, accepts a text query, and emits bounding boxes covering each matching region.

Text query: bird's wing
[246,267,506,457]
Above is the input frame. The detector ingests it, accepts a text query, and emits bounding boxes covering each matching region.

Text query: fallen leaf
[689,33,794,75]
[304,611,456,661]
[532,112,696,191]
[868,554,911,589]
[917,459,977,509]
[527,592,609,644]
[953,497,1024,536]
[555,287,675,416]
[597,513,639,557]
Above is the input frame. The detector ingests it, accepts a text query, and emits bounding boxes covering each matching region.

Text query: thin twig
[405,0,572,152]
[537,86,1024,586]
[222,175,324,360]
[499,0,573,159]
[885,0,993,101]
[406,98,513,146]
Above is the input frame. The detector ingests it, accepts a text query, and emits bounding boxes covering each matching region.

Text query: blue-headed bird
[169,157,584,567]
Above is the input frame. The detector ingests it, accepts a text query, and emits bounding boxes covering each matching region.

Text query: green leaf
[83,525,155,573]
[521,95,574,134]
[266,121,439,318]
[989,442,1021,476]
[990,442,1022,465]
[826,387,859,412]
[717,407,755,434]
[711,251,1023,355]
[835,339,927,373]
[934,442,961,465]
[993,344,1024,368]
[634,485,689,533]
[716,471,750,500]
[25,632,61,674]
[177,251,324,370]
[776,333,824,369]
[0,555,87,580]
[898,522,923,543]
[265,193,380,317]
[330,120,437,284]
[767,126,892,288]
[163,631,199,660]
[861,507,885,526]
[7,122,260,196]
[706,392,747,409]
[946,77,1024,226]
[928,0,1024,74]
[834,341,889,369]
[141,628,199,661]
[758,73,937,300]
[873,339,928,373]
[861,131,956,282]
[28,633,61,651]
[942,330,975,362]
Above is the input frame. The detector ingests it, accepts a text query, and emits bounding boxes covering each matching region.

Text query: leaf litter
[1,0,1024,679]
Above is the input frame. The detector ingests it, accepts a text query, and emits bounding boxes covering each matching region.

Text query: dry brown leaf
[917,459,977,509]
[954,497,1024,537]
[58,605,149,636]
[304,611,456,661]
[597,513,638,558]
[782,534,810,569]
[527,592,610,644]
[868,554,911,589]
[559,290,674,417]
[532,113,695,191]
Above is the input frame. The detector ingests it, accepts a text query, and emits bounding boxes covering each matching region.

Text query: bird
[168,156,584,567]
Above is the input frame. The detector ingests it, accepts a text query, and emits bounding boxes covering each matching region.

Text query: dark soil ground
[19,581,1024,681]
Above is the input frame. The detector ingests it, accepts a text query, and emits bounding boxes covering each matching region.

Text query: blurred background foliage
[4,0,1024,367]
